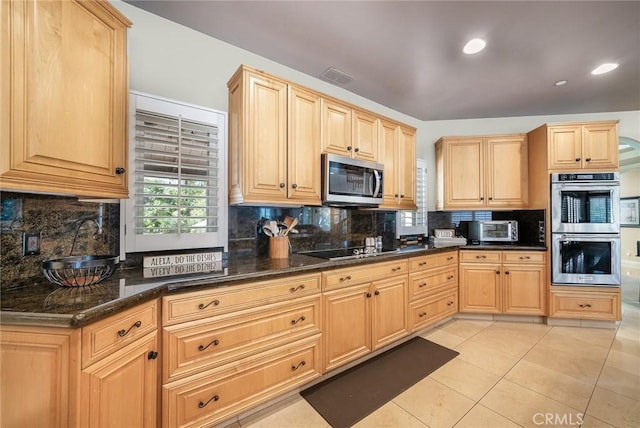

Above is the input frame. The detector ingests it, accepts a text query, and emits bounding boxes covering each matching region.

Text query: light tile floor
[228,277,640,428]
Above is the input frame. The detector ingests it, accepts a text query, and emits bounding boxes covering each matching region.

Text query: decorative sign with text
[142,251,224,278]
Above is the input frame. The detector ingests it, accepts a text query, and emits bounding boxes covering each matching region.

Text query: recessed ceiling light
[463,38,486,55]
[591,63,619,75]
[554,80,568,86]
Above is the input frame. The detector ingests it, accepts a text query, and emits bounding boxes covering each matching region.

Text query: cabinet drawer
[164,335,321,428]
[323,260,407,290]
[459,250,502,263]
[549,287,620,320]
[409,267,457,301]
[409,251,458,272]
[82,299,159,368]
[163,296,321,382]
[409,289,458,332]
[163,273,320,325]
[502,251,545,264]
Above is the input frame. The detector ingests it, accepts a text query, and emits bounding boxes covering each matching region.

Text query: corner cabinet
[379,120,417,210]
[0,0,131,198]
[228,66,322,205]
[435,134,528,210]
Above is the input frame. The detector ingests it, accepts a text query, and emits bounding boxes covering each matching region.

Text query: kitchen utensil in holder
[269,236,290,259]
[42,255,119,287]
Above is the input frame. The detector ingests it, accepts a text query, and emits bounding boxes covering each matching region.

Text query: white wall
[112,0,640,210]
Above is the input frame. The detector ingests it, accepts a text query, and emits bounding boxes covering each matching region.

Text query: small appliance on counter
[466,220,518,244]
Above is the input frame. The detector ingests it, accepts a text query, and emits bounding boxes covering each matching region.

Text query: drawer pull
[198,299,220,310]
[340,275,352,282]
[290,284,306,293]
[418,312,427,318]
[447,301,455,306]
[476,255,487,259]
[519,256,531,260]
[291,316,306,325]
[419,282,427,288]
[198,395,219,409]
[579,303,592,308]
[198,339,220,351]
[447,256,454,261]
[118,320,141,337]
[392,266,401,272]
[419,261,427,266]
[447,275,454,280]
[291,361,306,371]
[147,351,158,360]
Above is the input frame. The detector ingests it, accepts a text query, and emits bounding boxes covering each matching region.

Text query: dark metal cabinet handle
[147,351,158,360]
[198,395,219,409]
[418,312,427,318]
[198,339,220,351]
[447,275,454,280]
[118,320,141,337]
[488,197,493,200]
[496,270,501,274]
[115,167,126,175]
[400,194,405,198]
[447,256,454,261]
[374,290,380,296]
[347,146,353,151]
[392,266,401,272]
[480,197,485,201]
[340,275,352,282]
[366,292,372,298]
[279,183,286,188]
[419,261,427,266]
[505,271,510,275]
[447,301,455,306]
[476,255,487,259]
[290,284,305,293]
[291,316,306,325]
[575,158,581,162]
[419,282,427,288]
[585,158,592,162]
[291,183,298,189]
[519,256,531,260]
[579,303,592,308]
[354,147,360,152]
[198,299,220,310]
[291,361,306,371]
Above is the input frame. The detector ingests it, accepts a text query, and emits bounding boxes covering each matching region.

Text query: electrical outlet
[22,232,41,256]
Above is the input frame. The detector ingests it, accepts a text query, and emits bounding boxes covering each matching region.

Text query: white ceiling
[125,0,640,122]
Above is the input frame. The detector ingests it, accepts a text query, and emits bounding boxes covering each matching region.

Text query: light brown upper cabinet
[321,100,379,162]
[228,66,322,206]
[379,120,417,209]
[435,134,528,210]
[539,121,619,171]
[1,0,131,198]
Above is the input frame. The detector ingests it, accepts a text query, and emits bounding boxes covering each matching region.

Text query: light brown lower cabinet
[0,299,160,428]
[459,250,546,315]
[322,260,409,373]
[549,286,621,320]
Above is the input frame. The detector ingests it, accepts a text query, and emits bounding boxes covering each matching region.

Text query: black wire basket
[42,255,119,287]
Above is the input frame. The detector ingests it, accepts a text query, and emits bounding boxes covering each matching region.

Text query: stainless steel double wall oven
[551,172,621,286]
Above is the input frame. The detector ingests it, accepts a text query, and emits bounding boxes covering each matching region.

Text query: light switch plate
[22,232,41,256]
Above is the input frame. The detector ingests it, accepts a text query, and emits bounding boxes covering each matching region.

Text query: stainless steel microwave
[321,153,383,206]
[467,220,519,243]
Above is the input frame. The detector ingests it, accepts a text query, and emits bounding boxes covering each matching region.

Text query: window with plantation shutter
[122,92,227,253]
[396,159,428,237]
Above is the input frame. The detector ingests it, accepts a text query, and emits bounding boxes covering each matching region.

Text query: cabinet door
[287,86,322,205]
[0,327,80,428]
[502,264,546,315]
[459,263,501,313]
[320,98,352,156]
[243,71,288,202]
[322,284,371,372]
[80,332,158,428]
[397,126,417,210]
[443,138,485,208]
[371,276,409,350]
[379,120,400,206]
[352,109,378,161]
[1,0,130,198]
[547,125,582,170]
[582,122,618,169]
[485,136,528,207]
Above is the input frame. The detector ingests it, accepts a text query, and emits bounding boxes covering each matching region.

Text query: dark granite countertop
[0,245,544,328]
